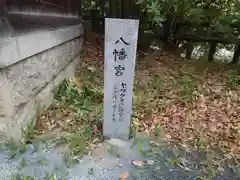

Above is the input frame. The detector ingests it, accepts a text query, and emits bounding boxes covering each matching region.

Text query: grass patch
[65,132,88,156]
[35,68,104,160]
[11,174,34,180]
[43,172,58,180]
[227,70,240,89]
[54,77,103,125]
[22,120,36,144]
[18,158,26,171]
[37,157,48,166]
[4,138,27,159]
[154,125,161,137]
[176,74,197,103]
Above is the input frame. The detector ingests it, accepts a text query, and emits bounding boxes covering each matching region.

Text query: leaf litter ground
[35,35,240,178]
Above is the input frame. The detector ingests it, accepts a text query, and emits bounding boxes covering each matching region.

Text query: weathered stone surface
[2,37,83,110]
[35,54,80,111]
[0,72,15,117]
[0,24,84,68]
[0,55,81,140]
[0,30,83,140]
[103,18,139,140]
[0,92,4,117]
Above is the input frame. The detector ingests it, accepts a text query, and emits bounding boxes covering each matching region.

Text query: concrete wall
[0,24,84,140]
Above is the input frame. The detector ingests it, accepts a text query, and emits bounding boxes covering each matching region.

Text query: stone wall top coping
[0,24,84,68]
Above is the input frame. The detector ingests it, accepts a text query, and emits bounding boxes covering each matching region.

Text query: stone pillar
[208,42,217,62]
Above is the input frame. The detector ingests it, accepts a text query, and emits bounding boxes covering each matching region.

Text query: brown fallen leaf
[119,172,129,180]
[132,159,145,167]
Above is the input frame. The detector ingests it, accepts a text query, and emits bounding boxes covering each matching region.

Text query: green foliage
[196,177,210,180]
[227,70,240,89]
[52,76,103,158]
[138,0,165,26]
[54,78,103,122]
[44,172,58,180]
[11,174,34,180]
[82,0,97,13]
[177,74,197,103]
[154,124,161,137]
[67,132,88,155]
[138,0,240,36]
[18,158,26,171]
[22,120,36,143]
[4,139,27,159]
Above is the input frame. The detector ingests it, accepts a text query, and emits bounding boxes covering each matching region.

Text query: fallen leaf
[224,153,233,160]
[132,159,145,167]
[119,172,129,180]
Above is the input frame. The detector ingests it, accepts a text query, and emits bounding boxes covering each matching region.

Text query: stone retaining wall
[0,24,84,140]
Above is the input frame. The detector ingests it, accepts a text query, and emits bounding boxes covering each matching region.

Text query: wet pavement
[0,134,238,180]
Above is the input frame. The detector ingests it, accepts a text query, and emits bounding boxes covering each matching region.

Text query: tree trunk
[208,42,217,61]
[99,0,105,16]
[231,43,240,64]
[186,42,194,60]
[108,0,117,17]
